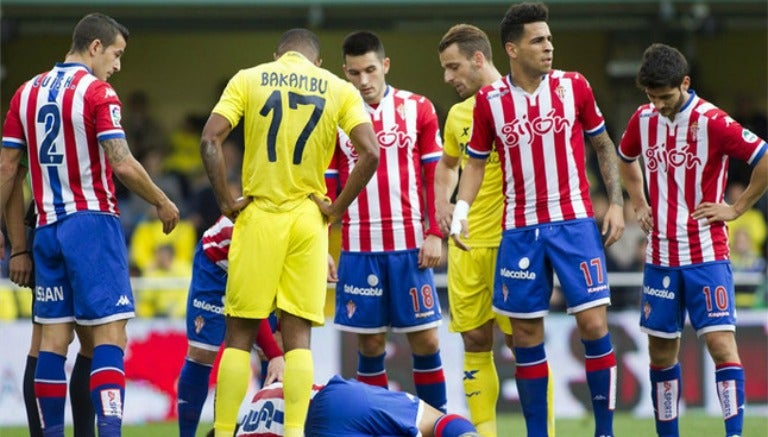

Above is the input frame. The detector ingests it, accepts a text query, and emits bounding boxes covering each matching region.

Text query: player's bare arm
[103,137,180,234]
[619,160,653,234]
[434,154,460,236]
[200,113,250,220]
[589,130,625,246]
[450,156,486,251]
[4,167,33,287]
[693,152,768,223]
[0,147,23,218]
[313,123,379,222]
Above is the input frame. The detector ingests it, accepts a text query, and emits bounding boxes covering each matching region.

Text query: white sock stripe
[34,378,67,384]
[413,366,444,373]
[585,349,614,359]
[91,366,125,376]
[517,358,547,366]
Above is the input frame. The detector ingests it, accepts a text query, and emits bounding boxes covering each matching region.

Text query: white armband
[450,200,470,236]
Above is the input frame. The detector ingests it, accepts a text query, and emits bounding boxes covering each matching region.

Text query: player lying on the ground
[230,375,479,437]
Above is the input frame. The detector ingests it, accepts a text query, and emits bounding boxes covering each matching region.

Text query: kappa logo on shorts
[115,295,131,306]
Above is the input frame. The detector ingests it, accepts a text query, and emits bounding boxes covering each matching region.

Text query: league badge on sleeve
[742,129,759,144]
[109,104,122,128]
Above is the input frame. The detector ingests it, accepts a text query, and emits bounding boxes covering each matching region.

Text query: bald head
[276,28,321,63]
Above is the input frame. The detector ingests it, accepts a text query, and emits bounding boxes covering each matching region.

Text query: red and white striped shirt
[327,86,443,252]
[2,63,125,227]
[201,215,234,271]
[468,70,606,229]
[236,382,323,437]
[619,92,768,267]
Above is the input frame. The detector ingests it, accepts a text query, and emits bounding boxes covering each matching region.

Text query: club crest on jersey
[109,104,122,128]
[643,301,652,319]
[346,300,356,318]
[194,315,205,334]
[502,283,510,302]
[396,103,407,120]
[555,85,566,100]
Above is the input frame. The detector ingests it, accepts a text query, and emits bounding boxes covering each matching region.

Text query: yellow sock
[214,348,251,435]
[283,349,313,437]
[547,363,556,437]
[464,351,499,437]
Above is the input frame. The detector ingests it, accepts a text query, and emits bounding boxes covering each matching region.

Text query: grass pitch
[1,412,766,436]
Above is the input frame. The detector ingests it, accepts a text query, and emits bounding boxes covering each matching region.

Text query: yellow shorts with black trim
[225,198,328,326]
[447,245,511,335]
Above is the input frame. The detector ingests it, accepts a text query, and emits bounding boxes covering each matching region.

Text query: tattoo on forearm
[101,138,131,165]
[592,133,624,205]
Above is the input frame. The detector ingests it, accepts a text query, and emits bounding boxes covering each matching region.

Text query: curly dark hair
[500,2,549,46]
[636,43,689,89]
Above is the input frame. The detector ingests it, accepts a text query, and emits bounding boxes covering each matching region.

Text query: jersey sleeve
[212,69,247,129]
[709,112,768,166]
[467,89,494,159]
[337,81,371,136]
[618,110,643,162]
[417,97,443,164]
[574,74,606,136]
[90,81,126,142]
[1,86,26,149]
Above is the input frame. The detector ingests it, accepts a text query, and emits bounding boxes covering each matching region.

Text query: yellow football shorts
[447,245,512,335]
[225,198,328,326]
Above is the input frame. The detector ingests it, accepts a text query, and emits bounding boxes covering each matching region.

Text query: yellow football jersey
[213,51,370,211]
[443,97,504,247]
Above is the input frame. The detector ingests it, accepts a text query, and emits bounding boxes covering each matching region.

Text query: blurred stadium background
[1,0,766,433]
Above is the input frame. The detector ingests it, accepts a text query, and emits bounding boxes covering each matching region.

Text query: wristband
[450,200,470,236]
[9,250,31,259]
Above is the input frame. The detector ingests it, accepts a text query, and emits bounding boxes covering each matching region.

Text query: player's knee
[187,345,218,365]
[358,334,386,356]
[647,337,679,367]
[704,331,739,364]
[461,327,494,352]
[408,329,440,355]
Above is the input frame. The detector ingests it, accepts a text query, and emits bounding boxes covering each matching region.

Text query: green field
[1,413,766,436]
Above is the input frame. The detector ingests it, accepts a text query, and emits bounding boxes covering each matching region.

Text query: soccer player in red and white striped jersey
[0,13,179,437]
[619,43,768,437]
[326,31,447,412]
[450,4,624,436]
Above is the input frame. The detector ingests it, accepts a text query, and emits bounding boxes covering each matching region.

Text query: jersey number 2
[37,103,64,165]
[260,90,326,164]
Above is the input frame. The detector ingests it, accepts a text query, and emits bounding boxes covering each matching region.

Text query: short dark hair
[438,24,492,61]
[276,28,321,60]
[500,2,549,46]
[636,43,689,89]
[70,13,128,54]
[342,31,385,59]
